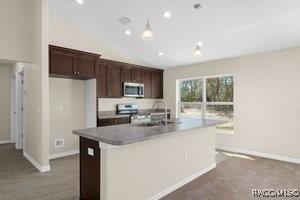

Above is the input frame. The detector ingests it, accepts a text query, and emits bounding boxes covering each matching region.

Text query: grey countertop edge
[73,120,225,147]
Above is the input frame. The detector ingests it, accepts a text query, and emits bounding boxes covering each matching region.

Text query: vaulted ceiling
[49,0,300,68]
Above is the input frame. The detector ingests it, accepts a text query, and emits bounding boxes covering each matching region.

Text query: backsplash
[98,98,163,111]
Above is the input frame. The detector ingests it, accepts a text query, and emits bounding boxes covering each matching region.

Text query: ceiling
[49,0,300,68]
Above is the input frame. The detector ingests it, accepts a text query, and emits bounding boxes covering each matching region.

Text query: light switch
[58,106,64,112]
[88,148,94,156]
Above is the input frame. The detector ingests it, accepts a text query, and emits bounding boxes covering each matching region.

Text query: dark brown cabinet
[121,64,133,83]
[141,69,152,98]
[132,67,141,83]
[97,59,164,99]
[49,45,100,80]
[121,64,141,83]
[49,46,164,99]
[107,63,122,98]
[97,117,130,127]
[151,70,163,99]
[96,62,108,98]
[96,59,122,98]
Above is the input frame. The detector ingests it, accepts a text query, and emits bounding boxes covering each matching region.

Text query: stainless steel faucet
[153,99,168,125]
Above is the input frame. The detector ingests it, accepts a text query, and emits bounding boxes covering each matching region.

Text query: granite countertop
[73,118,224,146]
[98,109,171,119]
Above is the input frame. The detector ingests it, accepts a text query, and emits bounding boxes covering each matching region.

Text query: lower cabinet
[98,117,130,127]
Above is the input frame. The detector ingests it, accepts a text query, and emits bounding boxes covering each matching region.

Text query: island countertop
[73,118,224,146]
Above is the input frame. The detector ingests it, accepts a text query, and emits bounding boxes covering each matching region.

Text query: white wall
[49,78,86,156]
[164,47,300,160]
[0,64,11,141]
[24,0,49,171]
[0,0,33,63]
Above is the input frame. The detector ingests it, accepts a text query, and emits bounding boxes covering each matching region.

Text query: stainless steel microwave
[123,82,144,97]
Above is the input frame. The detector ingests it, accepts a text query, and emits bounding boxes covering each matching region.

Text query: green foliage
[180,80,202,102]
[180,76,233,103]
[206,76,233,102]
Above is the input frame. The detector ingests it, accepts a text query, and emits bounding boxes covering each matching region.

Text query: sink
[131,120,181,127]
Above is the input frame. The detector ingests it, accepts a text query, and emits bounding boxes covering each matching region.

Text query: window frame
[177,74,234,133]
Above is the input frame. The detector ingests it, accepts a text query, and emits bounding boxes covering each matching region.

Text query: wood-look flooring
[0,144,79,200]
[0,144,299,200]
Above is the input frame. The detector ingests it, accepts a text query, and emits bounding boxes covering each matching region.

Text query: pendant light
[142,19,154,40]
[194,45,202,56]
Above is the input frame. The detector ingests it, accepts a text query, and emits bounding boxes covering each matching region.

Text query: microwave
[123,82,144,98]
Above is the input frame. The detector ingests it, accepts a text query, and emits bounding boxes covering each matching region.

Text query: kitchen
[0,0,299,200]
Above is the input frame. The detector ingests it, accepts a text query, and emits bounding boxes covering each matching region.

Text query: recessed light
[124,30,131,36]
[75,0,84,5]
[158,52,164,56]
[197,41,203,46]
[194,45,202,56]
[163,11,172,18]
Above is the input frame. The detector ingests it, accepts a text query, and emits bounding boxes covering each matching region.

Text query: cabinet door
[107,62,122,98]
[96,62,108,98]
[132,67,141,83]
[141,69,152,98]
[121,64,133,83]
[50,49,75,76]
[75,55,96,78]
[152,70,163,99]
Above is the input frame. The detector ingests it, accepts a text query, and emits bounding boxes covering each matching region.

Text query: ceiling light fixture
[163,11,172,18]
[158,52,164,56]
[75,0,84,5]
[194,45,202,56]
[142,19,154,40]
[196,41,203,46]
[124,30,131,36]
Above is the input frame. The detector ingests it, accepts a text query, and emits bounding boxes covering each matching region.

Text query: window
[179,79,203,118]
[178,75,234,133]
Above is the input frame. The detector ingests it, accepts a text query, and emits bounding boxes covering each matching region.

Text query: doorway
[10,69,24,150]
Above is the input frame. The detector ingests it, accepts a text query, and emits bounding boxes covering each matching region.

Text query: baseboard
[23,151,51,173]
[148,163,216,200]
[0,140,11,144]
[217,145,300,164]
[49,150,79,160]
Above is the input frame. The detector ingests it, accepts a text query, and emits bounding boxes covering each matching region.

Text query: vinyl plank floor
[0,144,299,200]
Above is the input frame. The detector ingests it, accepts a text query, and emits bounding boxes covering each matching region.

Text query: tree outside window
[179,75,234,133]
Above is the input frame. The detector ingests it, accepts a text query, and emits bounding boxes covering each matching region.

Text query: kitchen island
[73,118,223,200]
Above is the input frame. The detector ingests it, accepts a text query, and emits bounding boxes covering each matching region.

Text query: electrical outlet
[55,138,64,148]
[58,106,64,112]
[88,148,94,156]
[184,151,188,160]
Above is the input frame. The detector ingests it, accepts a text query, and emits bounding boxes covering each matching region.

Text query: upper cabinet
[151,70,163,99]
[107,62,122,98]
[141,69,152,98]
[49,46,164,99]
[97,59,164,99]
[96,59,122,98]
[49,45,100,80]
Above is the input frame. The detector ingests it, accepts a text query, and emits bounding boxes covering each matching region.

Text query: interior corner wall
[0,0,33,63]
[49,78,86,156]
[164,47,300,160]
[0,64,11,141]
[24,0,49,170]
